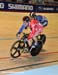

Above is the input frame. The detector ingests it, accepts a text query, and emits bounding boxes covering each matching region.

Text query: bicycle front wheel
[10,40,25,58]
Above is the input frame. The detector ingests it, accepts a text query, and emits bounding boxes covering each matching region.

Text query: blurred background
[0,0,58,6]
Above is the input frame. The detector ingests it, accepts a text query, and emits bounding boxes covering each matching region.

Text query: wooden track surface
[0,12,58,74]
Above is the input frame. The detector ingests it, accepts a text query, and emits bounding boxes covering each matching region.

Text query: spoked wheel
[10,40,25,58]
[30,41,43,56]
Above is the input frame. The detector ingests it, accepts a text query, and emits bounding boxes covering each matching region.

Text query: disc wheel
[40,34,46,44]
[30,41,43,56]
[10,40,25,58]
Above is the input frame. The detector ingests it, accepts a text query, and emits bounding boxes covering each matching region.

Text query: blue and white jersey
[36,15,48,27]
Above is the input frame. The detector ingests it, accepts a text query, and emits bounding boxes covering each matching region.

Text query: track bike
[10,33,46,58]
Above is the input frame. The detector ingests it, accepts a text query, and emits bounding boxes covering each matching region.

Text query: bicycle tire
[10,40,25,58]
[30,41,43,56]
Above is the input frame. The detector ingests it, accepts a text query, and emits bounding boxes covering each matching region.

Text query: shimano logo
[8,4,33,10]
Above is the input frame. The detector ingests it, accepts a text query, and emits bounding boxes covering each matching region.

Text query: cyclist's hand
[16,32,21,40]
[16,32,20,36]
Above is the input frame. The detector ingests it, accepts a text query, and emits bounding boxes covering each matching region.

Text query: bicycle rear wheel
[40,34,46,44]
[30,41,43,56]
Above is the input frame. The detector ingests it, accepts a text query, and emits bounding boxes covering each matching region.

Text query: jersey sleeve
[36,15,42,22]
[18,24,26,34]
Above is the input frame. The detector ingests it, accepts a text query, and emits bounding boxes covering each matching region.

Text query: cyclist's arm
[16,24,26,37]
[18,24,26,34]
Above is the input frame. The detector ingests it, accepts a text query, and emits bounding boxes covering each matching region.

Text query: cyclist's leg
[27,31,34,47]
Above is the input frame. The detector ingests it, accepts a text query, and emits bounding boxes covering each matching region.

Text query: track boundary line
[0,36,58,40]
[0,59,58,71]
[0,51,58,60]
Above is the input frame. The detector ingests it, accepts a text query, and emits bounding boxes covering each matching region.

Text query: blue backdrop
[0,1,58,13]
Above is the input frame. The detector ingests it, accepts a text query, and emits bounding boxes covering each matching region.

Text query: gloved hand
[16,32,21,40]
[16,32,21,37]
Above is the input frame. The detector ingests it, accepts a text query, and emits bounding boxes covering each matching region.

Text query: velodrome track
[0,12,58,75]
